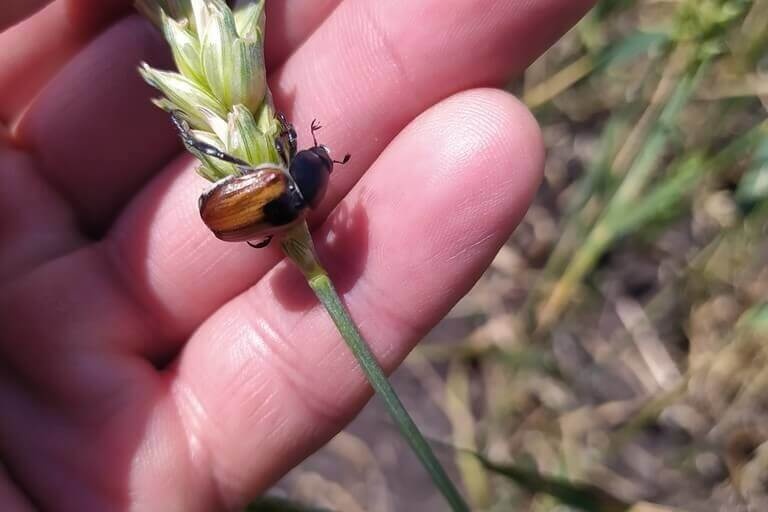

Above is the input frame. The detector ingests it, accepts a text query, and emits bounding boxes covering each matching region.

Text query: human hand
[0,0,593,510]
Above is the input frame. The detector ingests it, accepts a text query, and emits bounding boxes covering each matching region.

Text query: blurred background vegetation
[254,0,768,510]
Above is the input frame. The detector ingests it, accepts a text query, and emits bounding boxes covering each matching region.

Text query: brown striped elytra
[198,167,304,243]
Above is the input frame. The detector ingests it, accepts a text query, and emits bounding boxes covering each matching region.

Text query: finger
[0,1,129,279]
[14,15,179,234]
[0,0,51,32]
[107,0,593,345]
[13,2,346,233]
[0,244,159,397]
[0,2,82,123]
[66,0,133,34]
[0,148,83,282]
[0,0,131,124]
[264,0,342,66]
[0,464,36,512]
[155,89,544,509]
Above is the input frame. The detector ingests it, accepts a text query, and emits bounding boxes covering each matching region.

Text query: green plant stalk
[405,350,493,507]
[537,57,707,328]
[471,453,631,512]
[312,276,469,511]
[606,58,708,210]
[446,359,492,508]
[609,43,689,179]
[526,40,674,325]
[281,223,470,512]
[538,81,760,331]
[612,121,768,235]
[524,115,624,323]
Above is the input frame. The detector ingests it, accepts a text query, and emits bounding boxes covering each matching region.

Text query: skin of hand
[0,0,594,510]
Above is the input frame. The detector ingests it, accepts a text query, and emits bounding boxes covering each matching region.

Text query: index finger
[0,1,51,31]
[0,0,130,124]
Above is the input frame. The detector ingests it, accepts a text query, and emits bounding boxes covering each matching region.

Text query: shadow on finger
[270,200,370,311]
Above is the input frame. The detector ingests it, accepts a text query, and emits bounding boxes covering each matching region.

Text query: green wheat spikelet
[136,0,281,181]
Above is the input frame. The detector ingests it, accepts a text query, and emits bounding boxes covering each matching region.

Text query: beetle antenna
[170,110,252,169]
[333,154,351,165]
[310,119,323,147]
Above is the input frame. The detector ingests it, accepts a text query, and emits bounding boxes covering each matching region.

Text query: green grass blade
[308,274,470,512]
[472,453,632,512]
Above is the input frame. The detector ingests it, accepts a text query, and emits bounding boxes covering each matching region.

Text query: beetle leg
[275,138,289,167]
[310,118,323,147]
[247,235,273,249]
[333,154,352,165]
[170,110,252,169]
[276,111,297,162]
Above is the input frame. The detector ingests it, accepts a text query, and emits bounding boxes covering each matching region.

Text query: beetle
[171,111,350,248]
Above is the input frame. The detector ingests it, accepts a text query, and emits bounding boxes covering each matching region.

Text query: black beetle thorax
[289,149,332,209]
